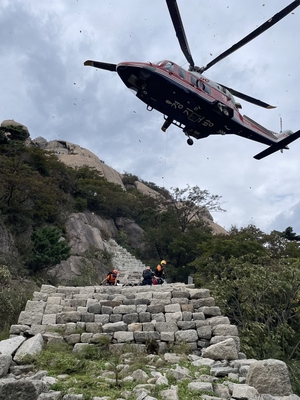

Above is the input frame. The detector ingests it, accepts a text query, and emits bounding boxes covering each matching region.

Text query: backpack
[107,272,116,283]
[143,269,152,280]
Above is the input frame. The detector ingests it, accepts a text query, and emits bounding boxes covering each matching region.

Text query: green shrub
[0,265,11,285]
[288,361,300,395]
[33,342,86,375]
[28,226,71,272]
[0,279,38,338]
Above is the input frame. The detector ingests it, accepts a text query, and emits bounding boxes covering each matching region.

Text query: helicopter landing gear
[161,117,172,132]
[183,127,194,145]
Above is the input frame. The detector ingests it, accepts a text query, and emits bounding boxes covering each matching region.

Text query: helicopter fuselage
[85,0,300,159]
[117,60,291,147]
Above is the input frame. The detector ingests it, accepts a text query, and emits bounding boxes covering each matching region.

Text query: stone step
[105,239,150,284]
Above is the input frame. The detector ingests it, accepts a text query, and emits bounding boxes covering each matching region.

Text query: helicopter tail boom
[254,129,300,159]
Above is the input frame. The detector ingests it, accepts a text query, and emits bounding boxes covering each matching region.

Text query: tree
[192,225,268,285]
[142,185,221,279]
[210,256,300,360]
[73,166,142,219]
[191,224,300,368]
[280,227,300,242]
[0,124,29,143]
[0,142,74,232]
[167,185,225,233]
[28,227,71,272]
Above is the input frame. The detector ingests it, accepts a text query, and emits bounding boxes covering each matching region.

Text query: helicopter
[84,0,300,160]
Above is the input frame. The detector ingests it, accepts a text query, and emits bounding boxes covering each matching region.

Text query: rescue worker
[141,266,154,285]
[101,269,119,286]
[154,260,166,284]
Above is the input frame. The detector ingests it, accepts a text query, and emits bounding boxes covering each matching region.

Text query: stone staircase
[106,239,150,285]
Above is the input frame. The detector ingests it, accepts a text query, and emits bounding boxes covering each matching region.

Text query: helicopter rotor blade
[219,83,276,109]
[166,0,195,68]
[84,60,117,72]
[201,0,300,73]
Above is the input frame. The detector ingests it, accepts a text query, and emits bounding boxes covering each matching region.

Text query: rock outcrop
[32,137,125,188]
[1,119,29,132]
[48,212,149,283]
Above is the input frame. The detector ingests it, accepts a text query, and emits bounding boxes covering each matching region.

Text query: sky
[1,0,300,234]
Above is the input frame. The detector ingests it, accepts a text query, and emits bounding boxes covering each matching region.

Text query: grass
[0,326,10,341]
[31,342,160,399]
[30,340,215,399]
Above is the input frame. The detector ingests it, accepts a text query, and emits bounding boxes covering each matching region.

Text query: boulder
[65,212,113,253]
[232,384,259,399]
[0,336,26,356]
[0,380,46,400]
[0,354,12,377]
[48,212,117,282]
[160,386,179,400]
[115,217,146,250]
[246,359,292,396]
[13,334,44,363]
[201,338,238,360]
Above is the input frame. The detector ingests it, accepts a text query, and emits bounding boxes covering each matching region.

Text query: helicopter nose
[116,63,155,93]
[117,63,129,71]
[116,63,130,79]
[116,63,131,77]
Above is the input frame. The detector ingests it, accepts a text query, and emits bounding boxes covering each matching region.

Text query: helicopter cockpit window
[178,68,186,79]
[163,62,174,72]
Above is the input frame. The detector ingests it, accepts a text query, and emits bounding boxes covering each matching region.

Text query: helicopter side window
[178,68,186,79]
[190,75,198,87]
[163,62,174,72]
[201,82,211,94]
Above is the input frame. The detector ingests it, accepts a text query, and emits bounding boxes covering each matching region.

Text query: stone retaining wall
[2,283,297,400]
[11,283,240,358]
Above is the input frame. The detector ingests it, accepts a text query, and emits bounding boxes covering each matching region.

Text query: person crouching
[153,260,166,284]
[141,266,154,285]
[102,269,119,286]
